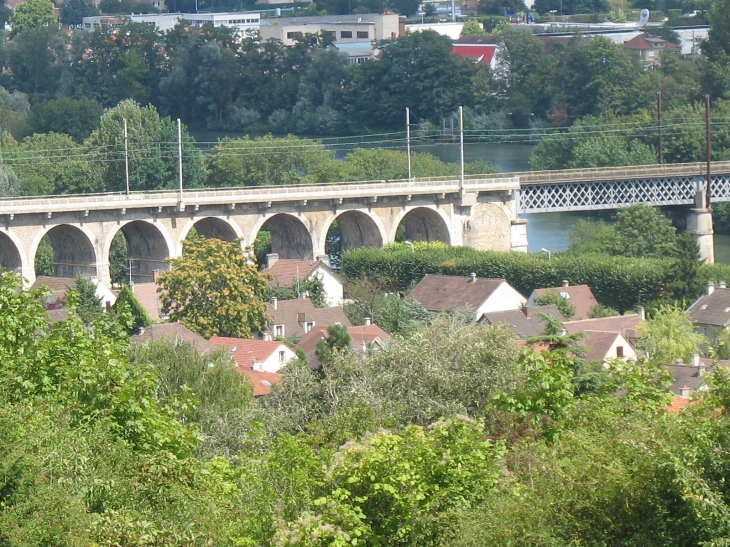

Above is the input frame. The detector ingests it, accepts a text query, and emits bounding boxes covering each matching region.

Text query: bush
[342,244,705,312]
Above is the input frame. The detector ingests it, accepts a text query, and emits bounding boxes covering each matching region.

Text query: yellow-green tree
[157,237,269,339]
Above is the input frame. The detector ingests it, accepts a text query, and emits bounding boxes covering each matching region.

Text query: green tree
[85,99,205,192]
[9,0,57,36]
[273,418,505,547]
[109,231,128,285]
[7,26,66,99]
[610,204,678,259]
[491,348,577,440]
[460,19,486,36]
[28,97,102,143]
[112,285,152,333]
[375,295,431,335]
[61,0,90,25]
[8,132,103,194]
[347,31,476,130]
[492,27,553,127]
[206,135,335,188]
[638,305,708,364]
[534,289,577,319]
[158,237,269,339]
[67,273,103,325]
[315,323,352,365]
[34,235,53,275]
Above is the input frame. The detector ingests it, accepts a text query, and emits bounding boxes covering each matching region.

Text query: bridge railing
[517,161,730,185]
[1,161,730,210]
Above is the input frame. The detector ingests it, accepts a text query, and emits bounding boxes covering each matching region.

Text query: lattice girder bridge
[517,161,730,213]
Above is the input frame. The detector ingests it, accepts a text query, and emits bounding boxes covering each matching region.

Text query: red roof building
[209,337,297,396]
[622,34,679,66]
[452,36,499,68]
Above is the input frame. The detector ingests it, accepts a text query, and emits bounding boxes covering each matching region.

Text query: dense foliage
[7,266,730,546]
[341,236,717,313]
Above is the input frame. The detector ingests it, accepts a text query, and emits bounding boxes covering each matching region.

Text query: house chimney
[152,269,160,282]
[692,353,701,367]
[708,281,715,295]
[675,357,684,365]
[721,281,727,289]
[562,279,569,287]
[365,317,371,326]
[679,386,691,398]
[636,306,645,321]
[522,306,531,317]
[558,329,567,337]
[316,254,330,268]
[266,253,279,270]
[271,297,278,310]
[469,272,477,283]
[263,332,272,341]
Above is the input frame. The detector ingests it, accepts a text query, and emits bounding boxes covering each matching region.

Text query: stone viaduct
[0,175,524,286]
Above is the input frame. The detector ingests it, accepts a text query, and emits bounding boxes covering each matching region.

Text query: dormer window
[305,321,315,333]
[274,324,284,337]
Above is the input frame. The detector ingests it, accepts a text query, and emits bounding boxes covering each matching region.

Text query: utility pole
[123,118,130,195]
[459,106,465,193]
[706,94,712,210]
[177,118,184,202]
[406,107,412,181]
[657,90,663,165]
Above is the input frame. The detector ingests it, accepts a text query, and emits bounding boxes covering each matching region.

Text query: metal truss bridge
[517,161,730,213]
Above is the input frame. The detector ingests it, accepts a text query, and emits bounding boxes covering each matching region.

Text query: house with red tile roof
[526,281,598,320]
[132,322,219,355]
[623,33,679,66]
[563,312,644,347]
[209,336,297,396]
[582,330,637,363]
[481,304,567,339]
[296,320,391,369]
[687,282,730,344]
[661,355,729,413]
[266,297,350,340]
[263,254,343,307]
[408,274,526,321]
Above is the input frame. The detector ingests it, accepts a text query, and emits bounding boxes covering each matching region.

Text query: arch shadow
[110,221,173,284]
[256,213,313,260]
[37,224,97,279]
[394,207,451,245]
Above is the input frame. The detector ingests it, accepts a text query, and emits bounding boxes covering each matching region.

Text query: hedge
[342,245,713,313]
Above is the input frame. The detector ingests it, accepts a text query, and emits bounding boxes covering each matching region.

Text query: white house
[408,273,526,321]
[264,254,343,307]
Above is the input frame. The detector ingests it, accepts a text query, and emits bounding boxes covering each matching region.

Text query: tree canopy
[157,237,269,338]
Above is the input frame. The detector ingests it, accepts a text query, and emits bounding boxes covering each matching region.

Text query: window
[279,350,286,362]
[287,31,302,39]
[305,321,314,333]
[323,30,335,37]
[274,325,284,337]
[340,30,352,38]
[616,346,624,358]
[356,30,368,38]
